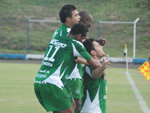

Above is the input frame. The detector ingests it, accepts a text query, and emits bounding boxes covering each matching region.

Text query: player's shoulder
[50,37,67,45]
[59,24,70,31]
[72,39,84,47]
[53,25,68,36]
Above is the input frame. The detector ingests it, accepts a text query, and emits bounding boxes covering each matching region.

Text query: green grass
[0,0,150,57]
[0,63,48,113]
[0,62,150,113]
[106,68,150,113]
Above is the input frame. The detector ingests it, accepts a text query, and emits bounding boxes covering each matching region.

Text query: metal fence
[99,18,139,58]
[98,20,150,58]
[0,18,149,58]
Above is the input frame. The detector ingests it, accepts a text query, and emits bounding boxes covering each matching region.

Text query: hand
[96,38,106,46]
[102,54,110,69]
[91,55,110,79]
[93,59,101,66]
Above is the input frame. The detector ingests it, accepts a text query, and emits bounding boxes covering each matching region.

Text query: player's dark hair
[70,23,88,37]
[79,11,89,22]
[59,4,77,23]
[83,38,95,54]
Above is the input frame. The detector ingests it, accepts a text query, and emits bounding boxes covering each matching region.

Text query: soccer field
[0,62,150,113]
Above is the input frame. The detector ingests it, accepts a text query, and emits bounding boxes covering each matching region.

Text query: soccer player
[79,11,106,46]
[66,11,106,113]
[50,5,84,112]
[51,5,88,112]
[65,11,93,113]
[79,11,93,31]
[80,38,110,113]
[34,23,104,113]
[52,4,80,38]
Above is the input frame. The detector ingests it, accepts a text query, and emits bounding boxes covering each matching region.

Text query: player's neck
[64,22,73,28]
[67,34,75,39]
[93,56,101,62]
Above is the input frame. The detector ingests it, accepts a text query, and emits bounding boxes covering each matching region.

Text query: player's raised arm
[92,54,110,79]
[76,57,89,65]
[87,58,101,69]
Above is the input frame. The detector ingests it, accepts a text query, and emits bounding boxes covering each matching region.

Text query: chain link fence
[0,18,149,58]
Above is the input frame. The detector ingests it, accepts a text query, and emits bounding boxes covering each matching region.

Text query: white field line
[126,71,150,113]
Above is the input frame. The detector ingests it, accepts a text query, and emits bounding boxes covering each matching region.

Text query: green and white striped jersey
[52,24,84,80]
[81,65,107,113]
[34,36,92,88]
[52,24,71,38]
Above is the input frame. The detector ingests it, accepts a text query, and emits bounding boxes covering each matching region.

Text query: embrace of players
[34,4,110,113]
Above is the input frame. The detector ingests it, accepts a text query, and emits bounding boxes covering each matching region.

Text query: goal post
[26,17,140,59]
[99,18,139,58]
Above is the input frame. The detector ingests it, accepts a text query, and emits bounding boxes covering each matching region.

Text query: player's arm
[87,58,101,69]
[77,57,101,66]
[76,57,89,65]
[91,55,110,79]
[74,41,100,67]
[74,99,81,113]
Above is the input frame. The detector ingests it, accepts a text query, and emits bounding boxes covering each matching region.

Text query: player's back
[37,37,71,78]
[52,24,71,39]
[34,36,74,88]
